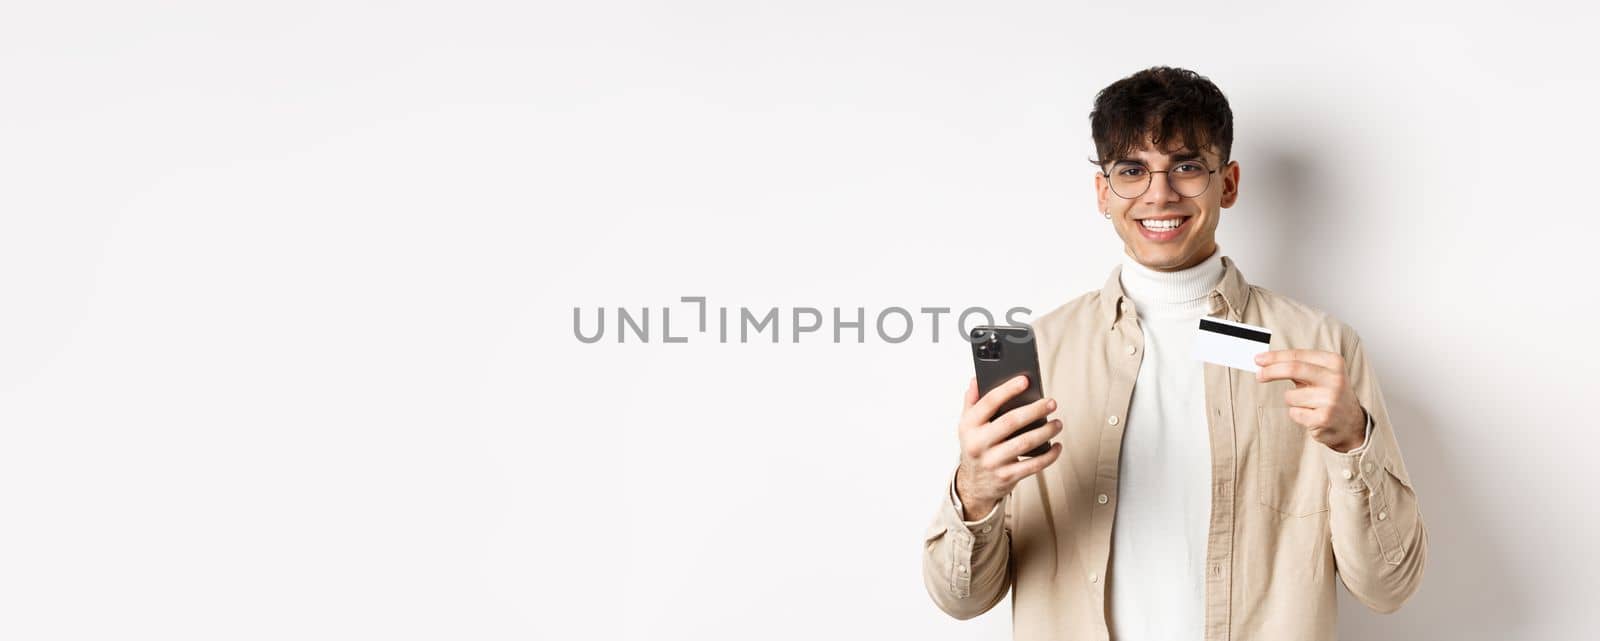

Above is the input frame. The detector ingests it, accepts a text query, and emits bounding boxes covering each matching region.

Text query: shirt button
[1378,511,1388,521]
[1125,345,1136,355]
[1365,462,1375,473]
[957,564,968,574]
[980,525,991,533]
[1341,469,1354,480]
[1089,572,1099,583]
[1097,494,1109,504]
[1108,415,1119,426]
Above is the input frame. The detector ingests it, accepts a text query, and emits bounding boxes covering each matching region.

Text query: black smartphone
[968,324,1051,458]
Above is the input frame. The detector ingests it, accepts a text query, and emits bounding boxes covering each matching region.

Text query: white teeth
[1141,218,1185,230]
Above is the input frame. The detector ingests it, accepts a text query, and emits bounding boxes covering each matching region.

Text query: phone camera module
[975,330,1002,361]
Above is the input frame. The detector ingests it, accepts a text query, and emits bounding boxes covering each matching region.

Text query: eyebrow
[1113,150,1206,165]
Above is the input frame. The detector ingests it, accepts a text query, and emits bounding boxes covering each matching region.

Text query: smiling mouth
[1137,216,1192,233]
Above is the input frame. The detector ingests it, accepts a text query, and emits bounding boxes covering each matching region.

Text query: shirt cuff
[1320,408,1376,493]
[1345,407,1374,455]
[948,472,1005,534]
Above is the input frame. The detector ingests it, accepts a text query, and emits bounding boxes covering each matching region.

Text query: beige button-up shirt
[922,255,1428,640]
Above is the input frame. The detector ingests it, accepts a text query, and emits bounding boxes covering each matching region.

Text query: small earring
[1103,211,1111,219]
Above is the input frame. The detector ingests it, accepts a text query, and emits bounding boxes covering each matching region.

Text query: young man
[922,67,1427,641]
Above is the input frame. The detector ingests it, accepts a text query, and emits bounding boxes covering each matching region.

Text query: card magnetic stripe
[1198,318,1270,344]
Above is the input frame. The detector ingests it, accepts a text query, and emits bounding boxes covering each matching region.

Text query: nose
[1142,171,1182,206]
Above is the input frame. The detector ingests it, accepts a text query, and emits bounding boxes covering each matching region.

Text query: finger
[988,418,1063,463]
[963,377,979,411]
[1255,348,1344,370]
[1286,405,1331,430]
[1268,404,1332,431]
[1256,360,1336,387]
[962,375,1030,428]
[979,396,1056,450]
[994,441,1063,483]
[1282,386,1334,409]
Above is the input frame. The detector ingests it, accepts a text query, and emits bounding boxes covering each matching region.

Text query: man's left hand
[1254,349,1366,453]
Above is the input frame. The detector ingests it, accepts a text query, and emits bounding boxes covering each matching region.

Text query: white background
[2,1,1597,639]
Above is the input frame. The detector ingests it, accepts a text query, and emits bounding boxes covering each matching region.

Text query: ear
[1094,171,1109,214]
[1219,160,1240,208]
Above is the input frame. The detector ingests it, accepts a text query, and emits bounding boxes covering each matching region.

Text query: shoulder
[1031,288,1102,334]
[1246,284,1362,354]
[1027,286,1110,361]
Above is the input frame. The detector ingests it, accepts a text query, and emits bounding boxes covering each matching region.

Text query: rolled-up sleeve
[1319,327,1428,613]
[921,467,1013,620]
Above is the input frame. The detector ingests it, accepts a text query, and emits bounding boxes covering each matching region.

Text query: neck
[1119,247,1225,310]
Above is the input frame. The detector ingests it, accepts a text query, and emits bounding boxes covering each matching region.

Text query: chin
[1133,248,1195,271]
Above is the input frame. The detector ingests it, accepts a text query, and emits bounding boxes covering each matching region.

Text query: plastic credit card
[1192,316,1272,373]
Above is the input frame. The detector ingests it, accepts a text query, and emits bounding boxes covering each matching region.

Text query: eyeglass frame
[1098,158,1225,200]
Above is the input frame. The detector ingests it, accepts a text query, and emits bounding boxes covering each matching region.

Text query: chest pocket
[1256,403,1331,517]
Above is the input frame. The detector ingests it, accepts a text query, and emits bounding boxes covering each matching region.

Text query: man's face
[1094,137,1239,272]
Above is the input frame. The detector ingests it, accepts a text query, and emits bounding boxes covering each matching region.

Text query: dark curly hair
[1087,66,1234,170]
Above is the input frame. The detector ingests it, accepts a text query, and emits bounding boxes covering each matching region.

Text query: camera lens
[976,331,1001,360]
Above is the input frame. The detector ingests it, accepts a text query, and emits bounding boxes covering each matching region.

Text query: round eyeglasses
[1102,160,1219,200]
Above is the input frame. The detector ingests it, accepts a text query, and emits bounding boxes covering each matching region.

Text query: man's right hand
[954,375,1064,520]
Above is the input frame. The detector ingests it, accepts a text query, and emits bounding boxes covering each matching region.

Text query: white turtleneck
[1107,247,1224,641]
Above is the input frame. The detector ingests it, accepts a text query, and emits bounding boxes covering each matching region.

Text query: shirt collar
[1098,253,1251,325]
